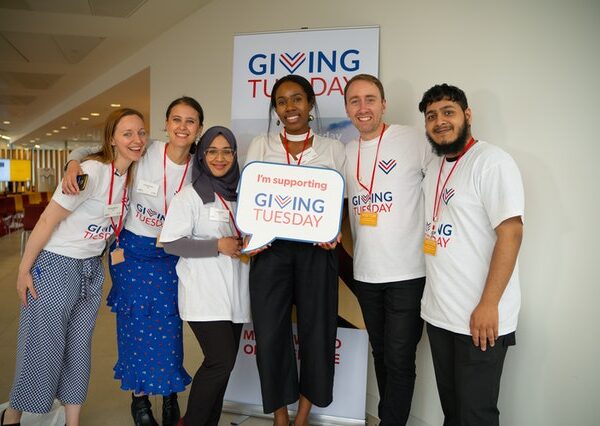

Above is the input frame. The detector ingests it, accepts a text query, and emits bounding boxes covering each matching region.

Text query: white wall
[47,0,600,424]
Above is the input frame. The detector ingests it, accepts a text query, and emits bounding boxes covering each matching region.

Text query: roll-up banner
[225,26,379,425]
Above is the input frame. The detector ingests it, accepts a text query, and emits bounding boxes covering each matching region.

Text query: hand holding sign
[237,162,345,252]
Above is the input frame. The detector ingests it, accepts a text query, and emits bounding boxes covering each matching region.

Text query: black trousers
[426,323,515,426]
[355,277,425,426]
[249,240,338,413]
[184,321,243,426]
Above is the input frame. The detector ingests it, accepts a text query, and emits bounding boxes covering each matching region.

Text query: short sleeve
[245,135,265,165]
[160,189,197,243]
[51,161,97,211]
[479,154,525,229]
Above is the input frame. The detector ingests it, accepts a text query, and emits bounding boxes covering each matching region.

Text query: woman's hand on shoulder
[62,160,84,195]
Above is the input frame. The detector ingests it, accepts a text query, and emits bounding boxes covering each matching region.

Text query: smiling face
[424,98,472,157]
[274,81,313,135]
[111,114,147,166]
[345,79,386,140]
[205,134,235,177]
[165,103,202,149]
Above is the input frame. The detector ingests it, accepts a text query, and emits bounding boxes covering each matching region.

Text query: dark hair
[418,84,468,113]
[267,75,321,134]
[344,74,385,104]
[165,96,204,153]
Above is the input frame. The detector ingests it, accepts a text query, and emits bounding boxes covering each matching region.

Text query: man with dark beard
[418,84,524,426]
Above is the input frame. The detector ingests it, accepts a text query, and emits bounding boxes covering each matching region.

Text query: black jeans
[355,277,425,426]
[184,321,243,426]
[427,323,515,426]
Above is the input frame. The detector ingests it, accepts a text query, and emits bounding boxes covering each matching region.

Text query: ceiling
[0,0,212,149]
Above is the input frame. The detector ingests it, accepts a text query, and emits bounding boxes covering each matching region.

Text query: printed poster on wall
[231,26,380,158]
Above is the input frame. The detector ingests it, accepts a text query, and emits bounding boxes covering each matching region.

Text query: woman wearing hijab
[160,126,250,426]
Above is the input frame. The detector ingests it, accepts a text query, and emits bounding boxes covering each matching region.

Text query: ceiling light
[60,126,68,129]
[2,121,10,125]
[90,112,100,117]
[30,139,35,143]
[34,144,41,149]
[110,103,121,108]
[0,135,10,141]
[35,137,40,141]
[53,130,59,133]
[46,132,52,136]
[80,117,89,121]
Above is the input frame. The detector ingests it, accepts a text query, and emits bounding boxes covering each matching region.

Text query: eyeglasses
[204,148,235,160]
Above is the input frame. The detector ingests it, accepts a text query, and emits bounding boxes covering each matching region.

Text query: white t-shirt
[159,185,250,323]
[126,140,191,237]
[345,125,431,283]
[45,160,128,259]
[421,141,524,335]
[245,132,346,173]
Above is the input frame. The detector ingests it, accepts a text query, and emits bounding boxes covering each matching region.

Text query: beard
[426,122,470,157]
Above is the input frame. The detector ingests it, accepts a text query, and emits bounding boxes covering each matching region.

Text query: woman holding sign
[63,97,203,425]
[160,126,250,426]
[245,74,345,426]
[2,108,146,426]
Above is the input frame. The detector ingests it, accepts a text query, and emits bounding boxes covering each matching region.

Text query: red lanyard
[216,193,241,237]
[432,138,476,222]
[356,124,387,197]
[163,144,190,215]
[282,129,311,165]
[109,162,128,245]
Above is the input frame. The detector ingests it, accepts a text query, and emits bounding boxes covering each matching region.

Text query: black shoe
[131,394,159,426]
[0,409,20,426]
[162,393,180,426]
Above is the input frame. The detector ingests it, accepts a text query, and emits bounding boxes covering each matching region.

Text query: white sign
[236,161,345,252]
[224,324,369,423]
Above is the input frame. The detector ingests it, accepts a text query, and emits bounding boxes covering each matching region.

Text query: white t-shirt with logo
[45,160,128,259]
[246,132,346,173]
[126,140,191,237]
[160,185,250,323]
[345,124,431,283]
[421,141,524,335]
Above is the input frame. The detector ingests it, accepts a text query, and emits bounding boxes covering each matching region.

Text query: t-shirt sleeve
[244,136,264,165]
[479,154,525,229]
[160,190,197,243]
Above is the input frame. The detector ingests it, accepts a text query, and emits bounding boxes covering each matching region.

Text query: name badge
[359,211,378,226]
[423,236,437,256]
[209,207,230,222]
[105,203,123,217]
[300,147,318,163]
[136,180,159,197]
[111,247,125,265]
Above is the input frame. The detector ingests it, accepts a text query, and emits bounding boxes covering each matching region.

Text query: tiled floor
[0,231,375,425]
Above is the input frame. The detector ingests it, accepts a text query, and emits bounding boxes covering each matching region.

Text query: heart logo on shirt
[360,194,370,204]
[442,188,455,205]
[147,209,157,217]
[378,159,397,174]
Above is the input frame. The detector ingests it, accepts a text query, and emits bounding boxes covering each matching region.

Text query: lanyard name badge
[108,163,128,265]
[357,124,386,226]
[283,129,311,166]
[424,138,476,256]
[216,193,249,264]
[156,145,190,248]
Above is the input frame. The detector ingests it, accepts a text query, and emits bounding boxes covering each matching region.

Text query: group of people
[1,73,523,426]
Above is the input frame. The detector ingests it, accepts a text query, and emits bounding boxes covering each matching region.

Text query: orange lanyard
[108,162,128,245]
[163,144,190,215]
[356,124,386,198]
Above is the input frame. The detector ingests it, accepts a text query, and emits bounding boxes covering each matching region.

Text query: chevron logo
[442,188,455,205]
[279,52,306,74]
[147,208,157,217]
[360,194,370,204]
[274,195,292,209]
[378,159,397,174]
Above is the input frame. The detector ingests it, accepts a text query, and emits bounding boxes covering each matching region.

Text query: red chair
[20,203,47,255]
[0,197,17,234]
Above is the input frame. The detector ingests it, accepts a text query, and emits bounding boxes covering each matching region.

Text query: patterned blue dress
[107,228,192,395]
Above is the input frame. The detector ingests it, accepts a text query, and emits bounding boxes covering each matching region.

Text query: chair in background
[20,203,47,255]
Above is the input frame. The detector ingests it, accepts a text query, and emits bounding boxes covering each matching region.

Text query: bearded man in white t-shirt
[343,74,431,426]
[419,83,524,426]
